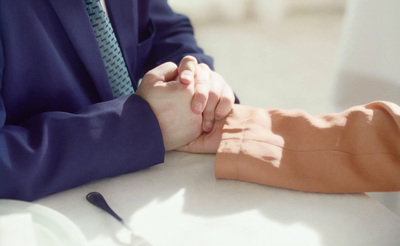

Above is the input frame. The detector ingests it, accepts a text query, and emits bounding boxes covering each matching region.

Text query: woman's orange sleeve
[215,102,400,193]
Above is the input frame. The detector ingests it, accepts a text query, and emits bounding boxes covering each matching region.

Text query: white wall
[169,0,345,22]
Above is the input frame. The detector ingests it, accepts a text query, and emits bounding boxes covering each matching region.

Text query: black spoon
[86,191,133,232]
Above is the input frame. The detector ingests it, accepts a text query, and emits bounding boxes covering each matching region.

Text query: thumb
[142,62,179,87]
[151,62,179,83]
[178,56,198,85]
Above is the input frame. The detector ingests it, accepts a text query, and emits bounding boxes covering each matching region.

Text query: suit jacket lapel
[49,0,114,100]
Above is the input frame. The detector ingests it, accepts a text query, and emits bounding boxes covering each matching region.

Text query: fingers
[142,59,235,134]
[201,70,221,132]
[179,57,228,120]
[177,117,226,153]
[214,83,235,120]
[145,62,178,85]
[137,62,179,97]
[191,63,210,115]
[178,56,198,85]
[155,62,179,82]
[185,62,235,132]
[201,72,235,132]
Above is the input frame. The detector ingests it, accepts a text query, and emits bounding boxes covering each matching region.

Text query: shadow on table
[40,151,399,246]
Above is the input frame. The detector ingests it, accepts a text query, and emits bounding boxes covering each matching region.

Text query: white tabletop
[35,151,400,246]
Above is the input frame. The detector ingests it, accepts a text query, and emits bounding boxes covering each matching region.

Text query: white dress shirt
[99,0,109,16]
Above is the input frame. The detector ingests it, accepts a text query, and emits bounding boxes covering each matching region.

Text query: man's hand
[177,116,226,154]
[136,62,203,151]
[178,56,235,133]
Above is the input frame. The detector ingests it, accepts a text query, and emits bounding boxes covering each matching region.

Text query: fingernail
[203,121,213,132]
[181,71,193,84]
[182,72,192,80]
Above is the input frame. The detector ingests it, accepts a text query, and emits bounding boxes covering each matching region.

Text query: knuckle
[194,91,208,104]
[183,55,198,63]
[198,63,210,71]
[195,78,208,86]
[215,98,234,119]
[208,89,219,101]
[203,108,215,119]
[159,62,178,72]
[142,73,156,84]
[181,70,194,78]
[165,61,178,67]
[214,72,225,82]
[215,106,229,119]
[195,83,209,95]
[221,92,235,105]
[180,56,198,71]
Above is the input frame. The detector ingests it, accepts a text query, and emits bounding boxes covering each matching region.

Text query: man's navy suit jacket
[0,0,213,200]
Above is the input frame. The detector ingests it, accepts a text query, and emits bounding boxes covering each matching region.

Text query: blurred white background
[168,0,400,217]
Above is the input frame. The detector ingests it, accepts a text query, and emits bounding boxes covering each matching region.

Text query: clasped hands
[136,56,234,152]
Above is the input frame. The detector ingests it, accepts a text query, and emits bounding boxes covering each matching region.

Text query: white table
[37,152,400,246]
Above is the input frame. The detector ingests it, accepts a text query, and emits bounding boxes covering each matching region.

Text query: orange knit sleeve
[215,102,400,193]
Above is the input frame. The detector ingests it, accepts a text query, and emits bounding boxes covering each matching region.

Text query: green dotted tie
[85,0,135,97]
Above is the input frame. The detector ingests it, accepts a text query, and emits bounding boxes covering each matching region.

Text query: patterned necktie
[84,0,135,97]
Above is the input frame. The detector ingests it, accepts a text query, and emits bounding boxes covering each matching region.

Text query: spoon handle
[86,192,123,223]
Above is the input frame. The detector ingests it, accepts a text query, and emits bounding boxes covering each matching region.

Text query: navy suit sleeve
[0,1,166,201]
[0,92,165,200]
[139,0,214,75]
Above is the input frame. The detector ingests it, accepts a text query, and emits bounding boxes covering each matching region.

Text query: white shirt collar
[100,0,109,17]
